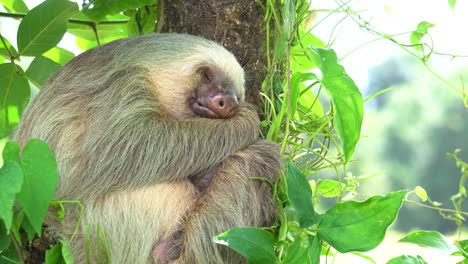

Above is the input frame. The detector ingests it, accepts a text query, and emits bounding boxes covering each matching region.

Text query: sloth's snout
[206,93,238,118]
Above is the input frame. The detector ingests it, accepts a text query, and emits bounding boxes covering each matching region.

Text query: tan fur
[14,34,281,264]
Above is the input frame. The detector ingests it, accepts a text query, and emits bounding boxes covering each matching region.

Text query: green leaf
[290,72,319,119]
[312,47,363,163]
[0,247,22,263]
[10,211,24,245]
[455,240,468,258]
[0,37,19,59]
[291,29,325,73]
[386,255,428,264]
[284,233,310,264]
[317,191,406,253]
[43,47,75,65]
[0,63,30,138]
[282,0,295,38]
[83,0,156,21]
[0,220,11,250]
[45,240,74,264]
[399,230,459,255]
[308,235,321,264]
[414,186,428,202]
[0,161,23,230]
[449,0,456,10]
[61,240,74,264]
[75,36,98,50]
[26,56,62,87]
[0,0,29,13]
[410,21,435,51]
[297,86,323,117]
[286,162,316,227]
[317,179,345,198]
[17,0,79,56]
[213,227,275,264]
[16,139,58,235]
[126,6,158,36]
[2,141,21,164]
[68,22,128,41]
[45,243,62,264]
[21,214,37,242]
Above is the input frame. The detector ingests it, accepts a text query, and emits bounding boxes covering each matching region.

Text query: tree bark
[158,0,266,105]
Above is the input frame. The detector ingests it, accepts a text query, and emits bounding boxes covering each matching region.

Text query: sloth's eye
[201,70,212,83]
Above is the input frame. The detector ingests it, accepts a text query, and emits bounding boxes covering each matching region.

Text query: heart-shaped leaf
[17,0,78,56]
[16,139,58,235]
[318,191,406,253]
[213,227,275,264]
[0,161,23,230]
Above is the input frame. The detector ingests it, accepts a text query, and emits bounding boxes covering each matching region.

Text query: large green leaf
[213,228,275,264]
[0,0,28,13]
[317,191,406,253]
[312,47,363,163]
[0,63,30,138]
[17,0,79,56]
[43,47,75,65]
[16,139,58,235]
[26,56,62,87]
[286,162,316,227]
[399,230,459,255]
[83,0,156,21]
[386,255,427,264]
[0,161,23,230]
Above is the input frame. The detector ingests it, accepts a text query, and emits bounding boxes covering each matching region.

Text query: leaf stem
[51,199,85,242]
[10,233,25,262]
[0,32,15,61]
[404,199,468,217]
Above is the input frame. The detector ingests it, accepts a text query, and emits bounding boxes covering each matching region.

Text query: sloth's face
[189,65,242,119]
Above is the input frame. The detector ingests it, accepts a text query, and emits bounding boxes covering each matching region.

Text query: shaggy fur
[14,34,282,264]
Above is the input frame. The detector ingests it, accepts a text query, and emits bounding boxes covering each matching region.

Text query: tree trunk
[158,0,266,105]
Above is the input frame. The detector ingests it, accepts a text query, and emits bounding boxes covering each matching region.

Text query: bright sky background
[313,0,468,91]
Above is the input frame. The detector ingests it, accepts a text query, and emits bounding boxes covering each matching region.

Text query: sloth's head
[112,34,246,120]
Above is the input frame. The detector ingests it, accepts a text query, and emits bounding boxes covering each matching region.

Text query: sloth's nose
[206,93,238,118]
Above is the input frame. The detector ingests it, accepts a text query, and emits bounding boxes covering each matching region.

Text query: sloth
[15,33,282,264]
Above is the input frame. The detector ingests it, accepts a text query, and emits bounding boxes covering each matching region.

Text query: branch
[0,11,128,26]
